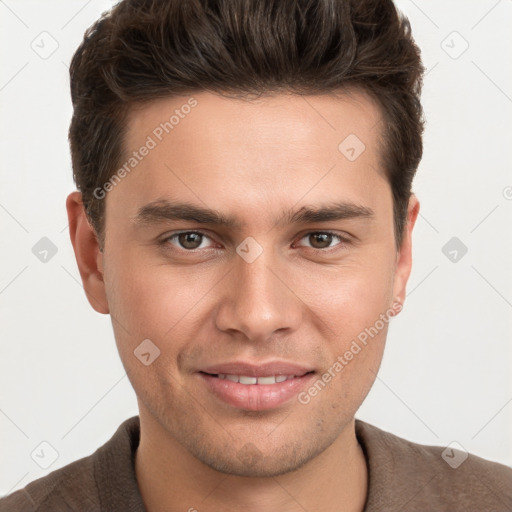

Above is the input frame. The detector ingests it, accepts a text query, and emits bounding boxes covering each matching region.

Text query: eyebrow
[133,199,374,229]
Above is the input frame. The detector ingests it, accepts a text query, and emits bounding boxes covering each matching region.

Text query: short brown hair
[69,0,424,249]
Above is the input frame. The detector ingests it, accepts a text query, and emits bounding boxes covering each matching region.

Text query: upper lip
[199,361,314,377]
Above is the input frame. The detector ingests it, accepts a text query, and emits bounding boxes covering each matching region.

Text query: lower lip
[198,372,316,411]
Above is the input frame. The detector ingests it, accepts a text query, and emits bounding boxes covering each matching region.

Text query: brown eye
[296,232,344,250]
[308,233,335,249]
[177,232,204,249]
[163,231,214,250]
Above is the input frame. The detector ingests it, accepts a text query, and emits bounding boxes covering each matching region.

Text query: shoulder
[0,452,99,511]
[356,420,512,511]
[0,416,142,512]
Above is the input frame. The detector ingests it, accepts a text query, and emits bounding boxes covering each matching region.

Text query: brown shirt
[1,416,511,511]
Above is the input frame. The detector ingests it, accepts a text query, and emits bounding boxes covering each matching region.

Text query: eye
[160,229,349,253]
[295,231,347,250]
[163,231,215,250]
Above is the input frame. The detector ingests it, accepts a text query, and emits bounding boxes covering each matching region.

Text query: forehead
[126,90,383,156]
[107,90,389,228]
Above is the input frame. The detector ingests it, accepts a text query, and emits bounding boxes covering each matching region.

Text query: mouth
[199,371,313,385]
[197,364,316,411]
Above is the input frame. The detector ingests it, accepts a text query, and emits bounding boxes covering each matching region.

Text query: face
[69,90,418,477]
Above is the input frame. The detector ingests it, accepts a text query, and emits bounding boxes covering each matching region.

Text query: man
[1,0,511,510]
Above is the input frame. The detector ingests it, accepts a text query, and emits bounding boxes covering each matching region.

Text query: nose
[214,246,302,342]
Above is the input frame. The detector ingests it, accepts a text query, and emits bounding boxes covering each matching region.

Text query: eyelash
[159,230,350,253]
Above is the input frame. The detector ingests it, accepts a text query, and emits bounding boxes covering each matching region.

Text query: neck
[134,410,367,512]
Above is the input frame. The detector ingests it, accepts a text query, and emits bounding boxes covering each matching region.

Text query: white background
[1,0,511,495]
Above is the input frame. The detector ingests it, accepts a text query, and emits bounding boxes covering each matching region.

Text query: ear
[391,194,420,313]
[66,191,109,314]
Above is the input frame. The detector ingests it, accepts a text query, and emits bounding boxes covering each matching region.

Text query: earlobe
[66,191,110,314]
[391,195,420,312]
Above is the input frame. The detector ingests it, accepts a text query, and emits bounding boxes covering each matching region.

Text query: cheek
[299,255,396,335]
[104,253,216,338]
[102,256,207,400]
[295,256,395,396]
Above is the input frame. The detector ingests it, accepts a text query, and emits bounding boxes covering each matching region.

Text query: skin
[67,90,419,512]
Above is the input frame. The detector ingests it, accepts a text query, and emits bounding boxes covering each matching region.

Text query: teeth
[215,374,296,385]
[257,376,277,385]
[239,376,257,384]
